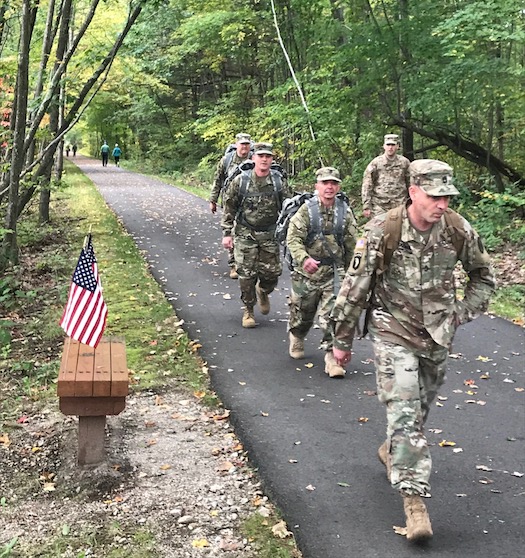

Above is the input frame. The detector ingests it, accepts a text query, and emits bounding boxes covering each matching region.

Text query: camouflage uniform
[287,196,357,349]
[362,153,410,216]
[221,169,291,308]
[330,163,495,497]
[210,134,252,270]
[210,152,247,206]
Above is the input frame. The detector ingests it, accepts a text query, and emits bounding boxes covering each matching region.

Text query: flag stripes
[60,235,108,348]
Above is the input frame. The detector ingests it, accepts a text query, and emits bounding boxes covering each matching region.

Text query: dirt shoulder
[0,387,284,557]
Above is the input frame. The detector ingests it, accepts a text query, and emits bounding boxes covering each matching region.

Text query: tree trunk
[0,0,36,270]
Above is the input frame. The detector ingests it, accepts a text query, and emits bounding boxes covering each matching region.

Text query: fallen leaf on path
[239,381,246,386]
[155,395,163,405]
[146,439,157,447]
[449,353,462,359]
[144,421,157,428]
[305,484,316,491]
[452,448,463,453]
[515,387,524,392]
[364,390,376,396]
[193,390,206,398]
[428,428,443,434]
[478,477,494,484]
[223,293,232,300]
[0,434,11,447]
[305,363,314,368]
[160,464,172,470]
[476,355,492,362]
[337,482,350,487]
[289,459,298,464]
[464,379,477,386]
[358,417,369,423]
[503,378,515,383]
[217,461,234,472]
[480,374,490,380]
[272,520,292,538]
[476,465,492,471]
[512,471,524,477]
[191,539,210,548]
[212,410,230,421]
[439,440,456,447]
[260,411,269,417]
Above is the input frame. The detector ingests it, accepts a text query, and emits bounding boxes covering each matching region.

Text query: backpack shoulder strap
[270,169,284,208]
[333,196,349,247]
[443,208,466,255]
[380,205,404,274]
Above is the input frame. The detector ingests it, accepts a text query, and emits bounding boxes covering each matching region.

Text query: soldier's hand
[363,209,371,218]
[303,257,320,274]
[333,347,351,367]
[210,202,217,214]
[222,236,233,250]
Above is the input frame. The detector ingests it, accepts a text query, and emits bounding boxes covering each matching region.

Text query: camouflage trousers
[371,337,448,497]
[287,272,340,349]
[227,247,235,268]
[234,233,282,307]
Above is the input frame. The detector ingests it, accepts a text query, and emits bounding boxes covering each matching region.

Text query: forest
[1,0,525,271]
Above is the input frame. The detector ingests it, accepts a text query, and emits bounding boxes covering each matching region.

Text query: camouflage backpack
[275,192,350,270]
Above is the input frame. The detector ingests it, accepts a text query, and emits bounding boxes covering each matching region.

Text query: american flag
[60,235,108,348]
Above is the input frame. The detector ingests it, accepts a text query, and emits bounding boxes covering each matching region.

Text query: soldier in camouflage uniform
[361,134,410,218]
[221,143,291,328]
[210,133,253,279]
[328,159,496,541]
[286,167,357,377]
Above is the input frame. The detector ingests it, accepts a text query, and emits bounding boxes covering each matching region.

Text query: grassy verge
[0,162,299,558]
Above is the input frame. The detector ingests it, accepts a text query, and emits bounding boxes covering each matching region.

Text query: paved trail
[74,157,524,558]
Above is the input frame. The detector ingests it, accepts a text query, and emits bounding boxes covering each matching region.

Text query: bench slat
[93,338,112,396]
[110,337,128,397]
[57,337,79,397]
[75,344,96,396]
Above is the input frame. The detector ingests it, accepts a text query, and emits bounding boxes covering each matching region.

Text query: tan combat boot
[289,333,304,359]
[242,307,256,328]
[403,495,433,542]
[377,441,392,481]
[229,267,239,279]
[256,285,270,315]
[324,351,345,378]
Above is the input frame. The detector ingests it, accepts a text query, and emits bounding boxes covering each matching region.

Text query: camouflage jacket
[330,205,496,352]
[221,171,291,238]
[210,152,247,204]
[361,153,410,215]
[286,197,357,283]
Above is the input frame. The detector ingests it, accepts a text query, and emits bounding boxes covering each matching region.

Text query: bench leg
[78,416,106,465]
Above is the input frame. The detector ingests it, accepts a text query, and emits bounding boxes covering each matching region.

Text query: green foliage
[460,187,525,250]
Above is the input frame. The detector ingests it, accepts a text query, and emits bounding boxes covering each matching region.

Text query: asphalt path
[72,156,524,558]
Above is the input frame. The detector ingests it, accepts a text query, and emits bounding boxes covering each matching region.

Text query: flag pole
[83,225,92,249]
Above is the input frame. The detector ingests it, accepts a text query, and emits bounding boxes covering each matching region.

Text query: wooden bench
[57,336,129,466]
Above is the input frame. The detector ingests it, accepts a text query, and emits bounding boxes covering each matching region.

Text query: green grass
[489,284,525,324]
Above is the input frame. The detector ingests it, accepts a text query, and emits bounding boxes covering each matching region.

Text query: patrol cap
[316,166,342,183]
[384,134,399,145]
[236,133,251,144]
[253,142,273,156]
[410,159,460,196]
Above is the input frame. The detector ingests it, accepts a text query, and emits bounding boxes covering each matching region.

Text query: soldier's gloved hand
[222,236,233,250]
[210,202,217,214]
[303,257,320,274]
[333,347,351,367]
